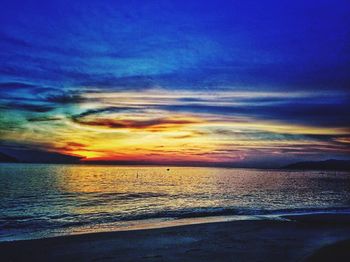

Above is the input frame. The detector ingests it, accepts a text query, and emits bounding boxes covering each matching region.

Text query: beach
[2,0,350,260]
[1,214,350,262]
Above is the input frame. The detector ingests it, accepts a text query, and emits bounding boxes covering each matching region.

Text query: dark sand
[1,215,350,262]
[306,239,350,262]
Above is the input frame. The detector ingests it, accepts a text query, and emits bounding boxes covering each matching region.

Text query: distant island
[284,159,350,171]
[0,151,80,164]
[0,152,19,163]
[1,150,350,171]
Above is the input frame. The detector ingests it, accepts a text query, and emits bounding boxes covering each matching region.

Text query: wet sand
[306,239,350,262]
[1,214,350,262]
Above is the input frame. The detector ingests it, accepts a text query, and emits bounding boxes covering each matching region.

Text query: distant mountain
[0,149,82,164]
[0,152,19,163]
[284,159,350,171]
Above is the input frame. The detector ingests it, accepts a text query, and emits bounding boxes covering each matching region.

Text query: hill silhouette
[0,152,19,163]
[284,159,350,171]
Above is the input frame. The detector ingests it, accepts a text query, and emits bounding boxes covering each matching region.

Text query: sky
[0,0,349,166]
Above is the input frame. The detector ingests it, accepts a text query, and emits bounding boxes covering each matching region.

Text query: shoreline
[0,215,266,243]
[1,214,350,261]
[2,210,350,243]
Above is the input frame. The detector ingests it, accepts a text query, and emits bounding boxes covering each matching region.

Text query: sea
[1,164,349,241]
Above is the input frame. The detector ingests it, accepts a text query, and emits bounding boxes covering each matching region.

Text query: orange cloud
[72,116,202,131]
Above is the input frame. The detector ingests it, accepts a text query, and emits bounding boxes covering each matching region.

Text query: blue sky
[0,0,349,165]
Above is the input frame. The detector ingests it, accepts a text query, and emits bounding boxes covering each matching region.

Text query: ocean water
[0,164,349,241]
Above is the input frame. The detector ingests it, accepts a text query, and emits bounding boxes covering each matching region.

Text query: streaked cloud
[0,0,349,165]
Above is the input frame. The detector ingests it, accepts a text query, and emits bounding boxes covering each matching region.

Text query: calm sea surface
[1,164,349,241]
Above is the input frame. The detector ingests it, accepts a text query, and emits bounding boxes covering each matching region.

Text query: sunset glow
[1,0,349,167]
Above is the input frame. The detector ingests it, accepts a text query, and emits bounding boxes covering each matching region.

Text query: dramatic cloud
[0,0,349,165]
[72,117,201,130]
[44,94,85,104]
[5,103,55,112]
[27,116,63,122]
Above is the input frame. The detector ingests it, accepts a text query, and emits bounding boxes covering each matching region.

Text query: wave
[1,205,350,243]
[2,206,350,231]
[113,206,350,221]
